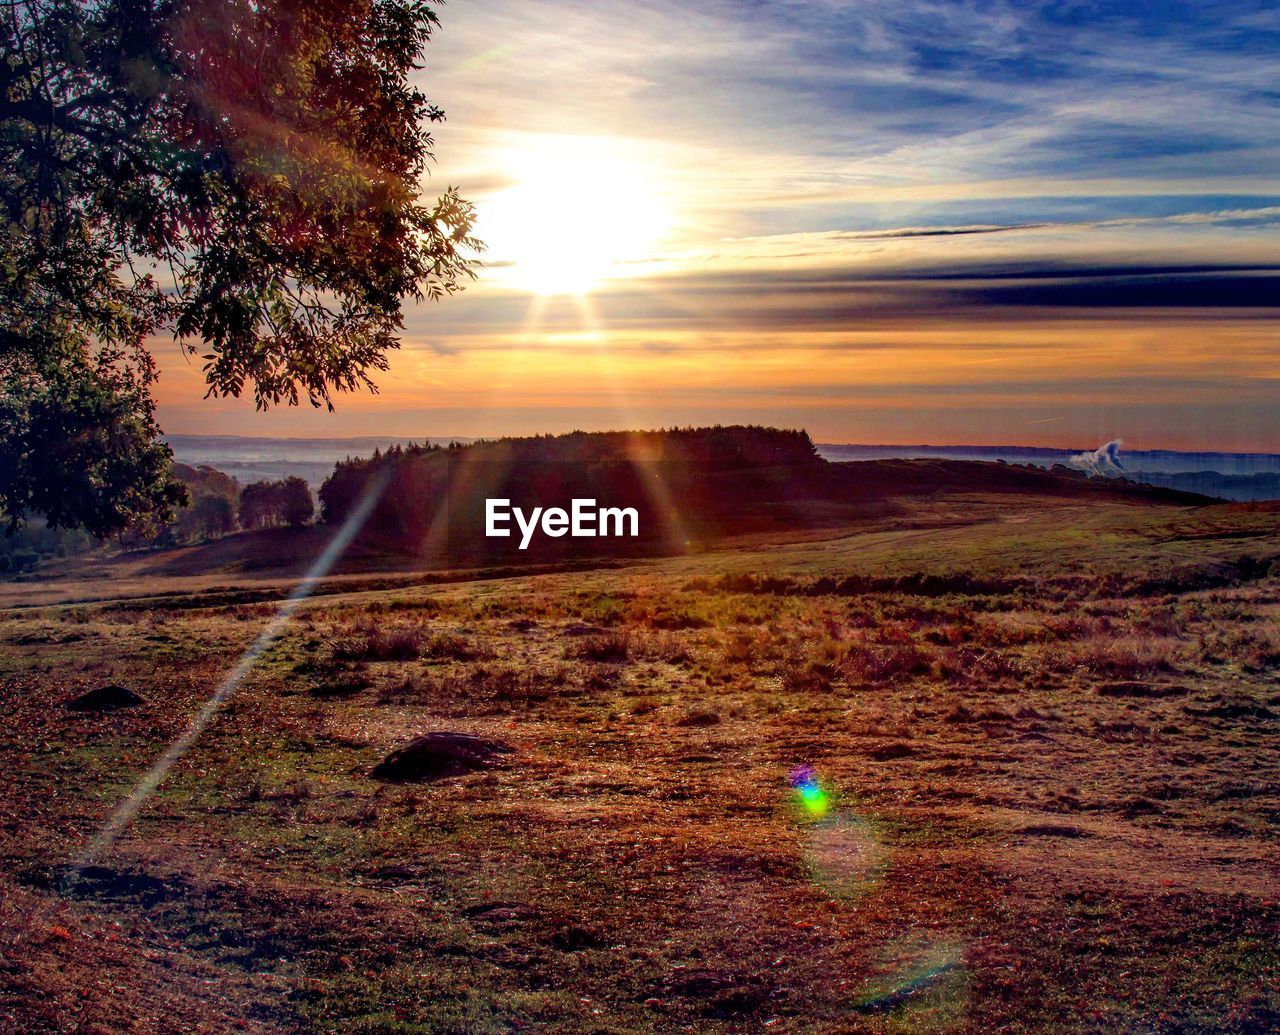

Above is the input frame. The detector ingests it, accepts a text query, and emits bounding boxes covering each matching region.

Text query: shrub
[778,637,844,693]
[720,631,760,666]
[330,623,423,661]
[572,632,631,663]
[1061,635,1181,678]
[424,633,493,661]
[843,642,936,685]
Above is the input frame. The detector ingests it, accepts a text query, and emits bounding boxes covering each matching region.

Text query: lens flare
[804,812,887,902]
[790,765,830,817]
[786,769,967,1026]
[66,470,390,882]
[851,934,968,1024]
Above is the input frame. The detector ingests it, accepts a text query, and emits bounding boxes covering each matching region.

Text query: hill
[2,427,1220,606]
[316,426,1214,562]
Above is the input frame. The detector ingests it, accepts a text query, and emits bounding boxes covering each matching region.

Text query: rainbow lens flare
[851,935,968,1024]
[805,812,888,902]
[790,765,830,817]
[786,768,967,1026]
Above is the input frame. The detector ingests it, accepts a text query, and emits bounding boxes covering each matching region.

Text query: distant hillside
[317,426,1214,561]
[164,434,474,489]
[818,442,1280,501]
[1118,469,1280,501]
[164,434,1280,499]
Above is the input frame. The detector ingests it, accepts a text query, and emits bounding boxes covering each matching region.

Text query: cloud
[579,264,1280,332]
[833,223,1049,239]
[426,0,1280,237]
[157,2,1280,449]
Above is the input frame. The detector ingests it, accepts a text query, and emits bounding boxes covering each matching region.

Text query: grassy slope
[4,452,1214,612]
[0,496,1277,1033]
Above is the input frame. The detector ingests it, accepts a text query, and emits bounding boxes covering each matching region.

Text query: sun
[479,137,672,297]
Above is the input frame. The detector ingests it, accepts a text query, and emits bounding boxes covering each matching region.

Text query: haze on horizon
[155,0,1280,452]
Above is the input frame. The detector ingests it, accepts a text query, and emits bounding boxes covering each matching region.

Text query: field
[1,495,1278,1033]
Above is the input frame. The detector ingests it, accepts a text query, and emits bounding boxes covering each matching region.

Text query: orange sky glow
[154,1,1280,451]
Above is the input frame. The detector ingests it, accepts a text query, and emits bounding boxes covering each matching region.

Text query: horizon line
[161,431,1280,458]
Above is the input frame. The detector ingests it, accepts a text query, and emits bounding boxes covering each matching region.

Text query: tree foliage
[1,0,478,535]
[279,475,315,527]
[238,475,312,529]
[171,462,237,540]
[316,426,823,558]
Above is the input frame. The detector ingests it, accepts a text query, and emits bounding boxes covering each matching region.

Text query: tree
[192,493,234,536]
[280,476,314,527]
[0,354,189,536]
[171,462,238,540]
[1,0,479,536]
[237,480,278,530]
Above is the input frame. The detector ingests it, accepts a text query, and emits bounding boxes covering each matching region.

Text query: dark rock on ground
[65,684,145,711]
[371,731,513,782]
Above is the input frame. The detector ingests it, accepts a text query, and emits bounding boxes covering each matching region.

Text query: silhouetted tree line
[319,443,451,526]
[238,477,315,530]
[316,427,824,558]
[313,424,1210,565]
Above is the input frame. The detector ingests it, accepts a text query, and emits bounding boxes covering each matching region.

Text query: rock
[65,685,145,712]
[370,731,513,782]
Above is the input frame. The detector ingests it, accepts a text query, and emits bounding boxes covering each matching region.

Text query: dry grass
[0,498,1277,1033]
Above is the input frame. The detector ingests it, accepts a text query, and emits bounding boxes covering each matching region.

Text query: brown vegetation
[0,496,1276,1032]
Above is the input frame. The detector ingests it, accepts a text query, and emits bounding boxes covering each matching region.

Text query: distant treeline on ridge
[317,426,823,558]
[313,424,1217,562]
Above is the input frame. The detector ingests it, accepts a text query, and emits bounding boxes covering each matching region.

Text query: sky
[156,0,1280,449]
